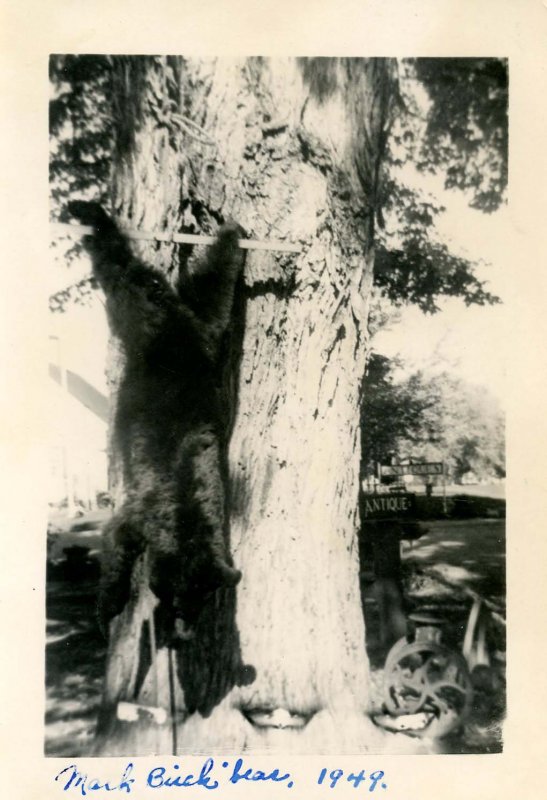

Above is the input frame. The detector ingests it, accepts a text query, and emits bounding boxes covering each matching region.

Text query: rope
[169,113,217,147]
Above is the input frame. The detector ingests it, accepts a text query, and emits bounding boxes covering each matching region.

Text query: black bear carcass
[67,201,245,634]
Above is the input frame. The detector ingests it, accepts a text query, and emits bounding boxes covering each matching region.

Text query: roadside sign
[360,492,417,521]
[379,462,444,477]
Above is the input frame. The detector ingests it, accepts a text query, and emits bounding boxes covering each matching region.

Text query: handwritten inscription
[147,758,293,789]
[54,759,294,794]
[318,767,387,791]
[147,759,219,790]
[223,758,294,788]
[54,761,388,794]
[55,763,136,795]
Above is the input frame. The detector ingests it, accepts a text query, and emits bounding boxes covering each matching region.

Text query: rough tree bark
[96,56,412,755]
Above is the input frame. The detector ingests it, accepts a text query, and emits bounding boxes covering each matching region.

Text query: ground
[363,518,505,752]
[45,576,104,756]
[403,518,505,606]
[45,516,506,756]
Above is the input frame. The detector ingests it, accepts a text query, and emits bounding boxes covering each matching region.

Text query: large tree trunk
[97,56,407,755]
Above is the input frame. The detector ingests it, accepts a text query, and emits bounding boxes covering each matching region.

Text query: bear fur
[67,201,245,633]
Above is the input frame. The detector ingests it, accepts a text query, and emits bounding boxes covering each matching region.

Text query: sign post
[378,461,447,513]
[360,492,417,522]
[378,462,444,479]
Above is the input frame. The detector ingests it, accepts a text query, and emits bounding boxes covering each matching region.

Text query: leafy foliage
[360,354,440,475]
[371,57,507,312]
[412,58,508,213]
[427,373,505,482]
[48,56,507,315]
[49,55,113,210]
[49,56,114,310]
[361,357,505,483]
[375,178,500,313]
[374,240,499,314]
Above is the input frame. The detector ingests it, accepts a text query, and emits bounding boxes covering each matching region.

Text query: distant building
[48,361,109,511]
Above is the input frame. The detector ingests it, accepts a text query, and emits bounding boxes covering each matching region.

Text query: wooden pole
[50,222,302,254]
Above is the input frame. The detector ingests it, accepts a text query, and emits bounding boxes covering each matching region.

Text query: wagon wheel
[384,634,409,665]
[384,640,472,730]
[421,679,471,737]
[384,640,443,715]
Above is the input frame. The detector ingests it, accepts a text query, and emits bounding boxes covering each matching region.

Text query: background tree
[49,55,113,310]
[360,353,439,479]
[398,371,505,483]
[361,358,505,484]
[49,56,507,755]
[50,56,507,314]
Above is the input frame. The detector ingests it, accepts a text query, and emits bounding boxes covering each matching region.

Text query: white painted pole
[51,222,302,254]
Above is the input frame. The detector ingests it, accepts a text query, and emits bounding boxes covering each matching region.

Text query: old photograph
[46,55,507,758]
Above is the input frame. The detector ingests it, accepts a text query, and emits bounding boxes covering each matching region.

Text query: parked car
[47,508,112,565]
